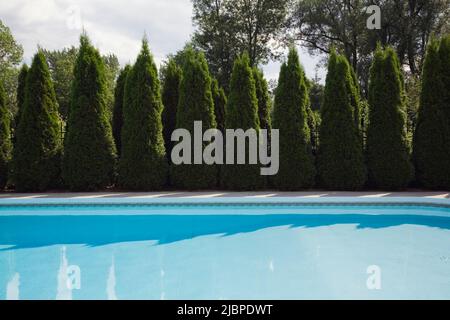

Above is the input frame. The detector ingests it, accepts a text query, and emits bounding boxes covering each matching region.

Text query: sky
[0,0,325,83]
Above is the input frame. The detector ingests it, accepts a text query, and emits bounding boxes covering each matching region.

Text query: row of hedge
[0,35,448,192]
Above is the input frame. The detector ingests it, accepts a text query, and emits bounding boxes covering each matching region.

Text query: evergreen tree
[112,65,130,156]
[413,36,450,189]
[367,46,413,189]
[211,77,227,185]
[161,59,182,161]
[0,82,12,189]
[273,48,315,190]
[221,52,261,190]
[63,35,117,191]
[171,50,217,189]
[14,52,62,191]
[317,51,366,190]
[211,78,227,134]
[440,36,450,122]
[348,66,362,136]
[119,39,168,190]
[253,67,272,132]
[14,64,28,132]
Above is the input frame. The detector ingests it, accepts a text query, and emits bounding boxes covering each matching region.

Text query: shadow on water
[0,214,450,250]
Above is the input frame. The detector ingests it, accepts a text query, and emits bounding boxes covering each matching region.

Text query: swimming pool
[0,197,449,300]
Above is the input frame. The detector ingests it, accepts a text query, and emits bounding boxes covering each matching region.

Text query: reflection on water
[56,246,72,300]
[106,258,117,300]
[1,210,450,299]
[6,273,20,300]
[160,269,165,300]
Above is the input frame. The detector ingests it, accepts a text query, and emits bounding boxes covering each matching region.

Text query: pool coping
[0,194,449,208]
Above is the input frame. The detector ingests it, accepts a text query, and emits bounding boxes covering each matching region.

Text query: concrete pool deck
[1,190,449,208]
[0,190,448,199]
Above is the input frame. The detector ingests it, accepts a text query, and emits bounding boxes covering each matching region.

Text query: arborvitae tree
[253,67,272,132]
[367,46,413,189]
[161,59,182,160]
[112,65,130,156]
[317,51,366,190]
[171,50,218,189]
[273,48,315,190]
[413,36,450,189]
[119,39,168,190]
[14,64,28,132]
[349,66,363,136]
[13,52,62,191]
[221,52,261,190]
[440,36,450,122]
[211,78,227,133]
[211,77,227,184]
[63,35,117,191]
[0,82,12,189]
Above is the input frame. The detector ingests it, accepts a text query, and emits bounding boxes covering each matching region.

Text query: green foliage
[273,48,315,190]
[348,66,363,134]
[440,35,450,122]
[62,35,117,191]
[413,36,450,189]
[119,39,168,190]
[307,106,320,155]
[0,20,23,115]
[0,21,23,68]
[211,78,227,133]
[42,47,78,119]
[221,52,261,190]
[160,43,195,82]
[290,0,450,93]
[192,0,289,90]
[43,47,120,120]
[404,74,421,141]
[317,51,366,190]
[14,64,28,133]
[161,59,182,161]
[112,65,130,156]
[171,50,217,189]
[103,54,120,119]
[253,67,272,132]
[305,77,323,153]
[359,99,370,145]
[307,78,324,111]
[13,52,62,191]
[211,77,227,185]
[0,81,12,189]
[367,46,413,189]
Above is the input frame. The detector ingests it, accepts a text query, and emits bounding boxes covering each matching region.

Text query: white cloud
[0,0,193,66]
[0,0,323,81]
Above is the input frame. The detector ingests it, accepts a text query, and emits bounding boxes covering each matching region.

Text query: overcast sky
[0,0,325,82]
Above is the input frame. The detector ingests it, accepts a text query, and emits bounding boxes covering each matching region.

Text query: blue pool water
[0,198,449,299]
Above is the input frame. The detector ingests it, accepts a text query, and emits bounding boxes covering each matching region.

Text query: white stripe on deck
[127,193,184,199]
[182,193,228,198]
[359,193,392,198]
